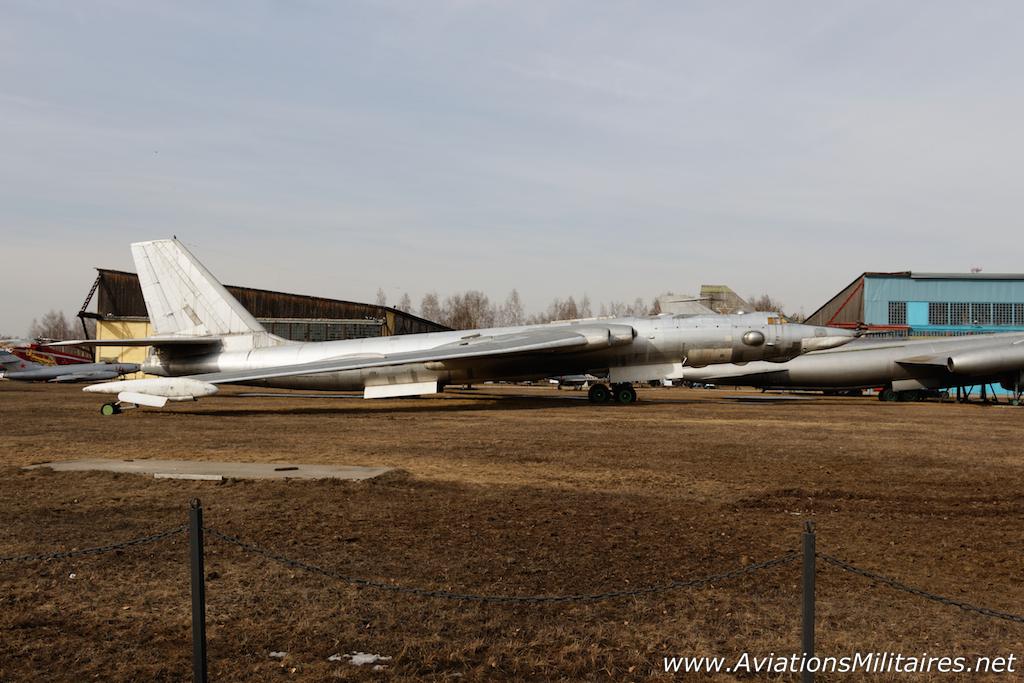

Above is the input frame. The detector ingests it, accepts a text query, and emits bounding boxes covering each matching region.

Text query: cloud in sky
[2,0,1023,333]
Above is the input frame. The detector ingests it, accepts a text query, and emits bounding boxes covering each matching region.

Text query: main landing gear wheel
[878,388,897,402]
[100,403,122,416]
[612,383,638,404]
[588,383,611,403]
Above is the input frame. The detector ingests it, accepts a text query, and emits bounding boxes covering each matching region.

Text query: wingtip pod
[83,377,219,402]
[799,327,859,353]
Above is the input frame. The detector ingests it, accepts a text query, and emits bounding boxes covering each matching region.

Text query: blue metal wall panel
[863,275,1024,332]
[906,301,929,326]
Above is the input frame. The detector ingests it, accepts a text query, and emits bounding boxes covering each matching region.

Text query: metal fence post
[801,521,816,683]
[189,499,209,683]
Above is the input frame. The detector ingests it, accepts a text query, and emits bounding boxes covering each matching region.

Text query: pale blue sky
[3,1,1023,333]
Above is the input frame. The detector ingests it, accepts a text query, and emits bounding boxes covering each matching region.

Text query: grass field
[1,382,1022,681]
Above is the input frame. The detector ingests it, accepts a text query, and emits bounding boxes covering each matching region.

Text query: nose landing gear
[100,402,121,416]
[99,401,136,416]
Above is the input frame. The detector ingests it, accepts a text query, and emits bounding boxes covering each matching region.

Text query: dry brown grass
[1,382,1023,681]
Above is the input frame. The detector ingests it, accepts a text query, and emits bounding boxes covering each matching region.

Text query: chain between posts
[4,520,1024,625]
[0,524,188,564]
[818,553,1024,624]
[205,527,799,604]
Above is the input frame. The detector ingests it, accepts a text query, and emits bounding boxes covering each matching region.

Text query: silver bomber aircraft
[75,239,857,414]
[680,332,1024,401]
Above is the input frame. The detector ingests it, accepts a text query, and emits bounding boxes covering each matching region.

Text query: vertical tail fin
[131,239,266,337]
[0,350,39,371]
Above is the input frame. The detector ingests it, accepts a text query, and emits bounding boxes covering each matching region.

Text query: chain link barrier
[0,524,187,564]
[205,527,798,604]
[819,553,1024,624]
[4,521,1024,624]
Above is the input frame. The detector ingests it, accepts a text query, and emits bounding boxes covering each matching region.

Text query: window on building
[346,323,382,339]
[950,302,970,325]
[994,303,1014,326]
[888,301,907,325]
[1016,304,1024,325]
[970,303,991,325]
[928,302,949,325]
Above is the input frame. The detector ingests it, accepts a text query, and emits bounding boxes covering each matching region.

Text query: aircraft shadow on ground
[162,394,707,417]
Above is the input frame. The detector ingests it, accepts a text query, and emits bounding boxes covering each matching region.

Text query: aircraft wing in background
[50,370,127,383]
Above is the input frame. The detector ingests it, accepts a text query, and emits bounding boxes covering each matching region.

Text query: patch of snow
[342,652,392,667]
[269,651,287,660]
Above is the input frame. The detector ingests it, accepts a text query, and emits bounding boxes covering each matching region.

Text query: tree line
[16,292,794,340]
[377,289,795,330]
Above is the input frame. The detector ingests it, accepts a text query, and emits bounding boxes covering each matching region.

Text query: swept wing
[189,325,635,385]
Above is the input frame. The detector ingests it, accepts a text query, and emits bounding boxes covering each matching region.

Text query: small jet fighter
[71,239,858,414]
[0,350,139,383]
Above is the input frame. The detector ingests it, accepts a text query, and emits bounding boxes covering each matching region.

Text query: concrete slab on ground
[24,459,391,481]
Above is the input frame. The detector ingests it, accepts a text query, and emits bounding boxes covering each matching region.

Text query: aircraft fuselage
[142,313,851,391]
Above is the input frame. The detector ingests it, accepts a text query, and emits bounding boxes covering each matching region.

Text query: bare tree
[747,294,786,313]
[545,296,579,322]
[375,288,388,307]
[30,310,74,340]
[578,294,592,318]
[396,292,413,314]
[496,289,524,326]
[419,292,442,323]
[441,291,495,330]
[602,300,629,318]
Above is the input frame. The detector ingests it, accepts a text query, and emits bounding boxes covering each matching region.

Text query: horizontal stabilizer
[48,336,223,347]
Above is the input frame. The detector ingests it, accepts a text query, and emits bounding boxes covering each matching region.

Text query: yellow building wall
[96,321,154,379]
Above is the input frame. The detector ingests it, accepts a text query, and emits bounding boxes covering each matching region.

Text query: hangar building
[77,269,448,371]
[806,272,1024,336]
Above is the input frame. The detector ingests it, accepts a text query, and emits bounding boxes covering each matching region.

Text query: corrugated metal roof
[908,272,1024,280]
[89,268,449,335]
[863,271,1024,281]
